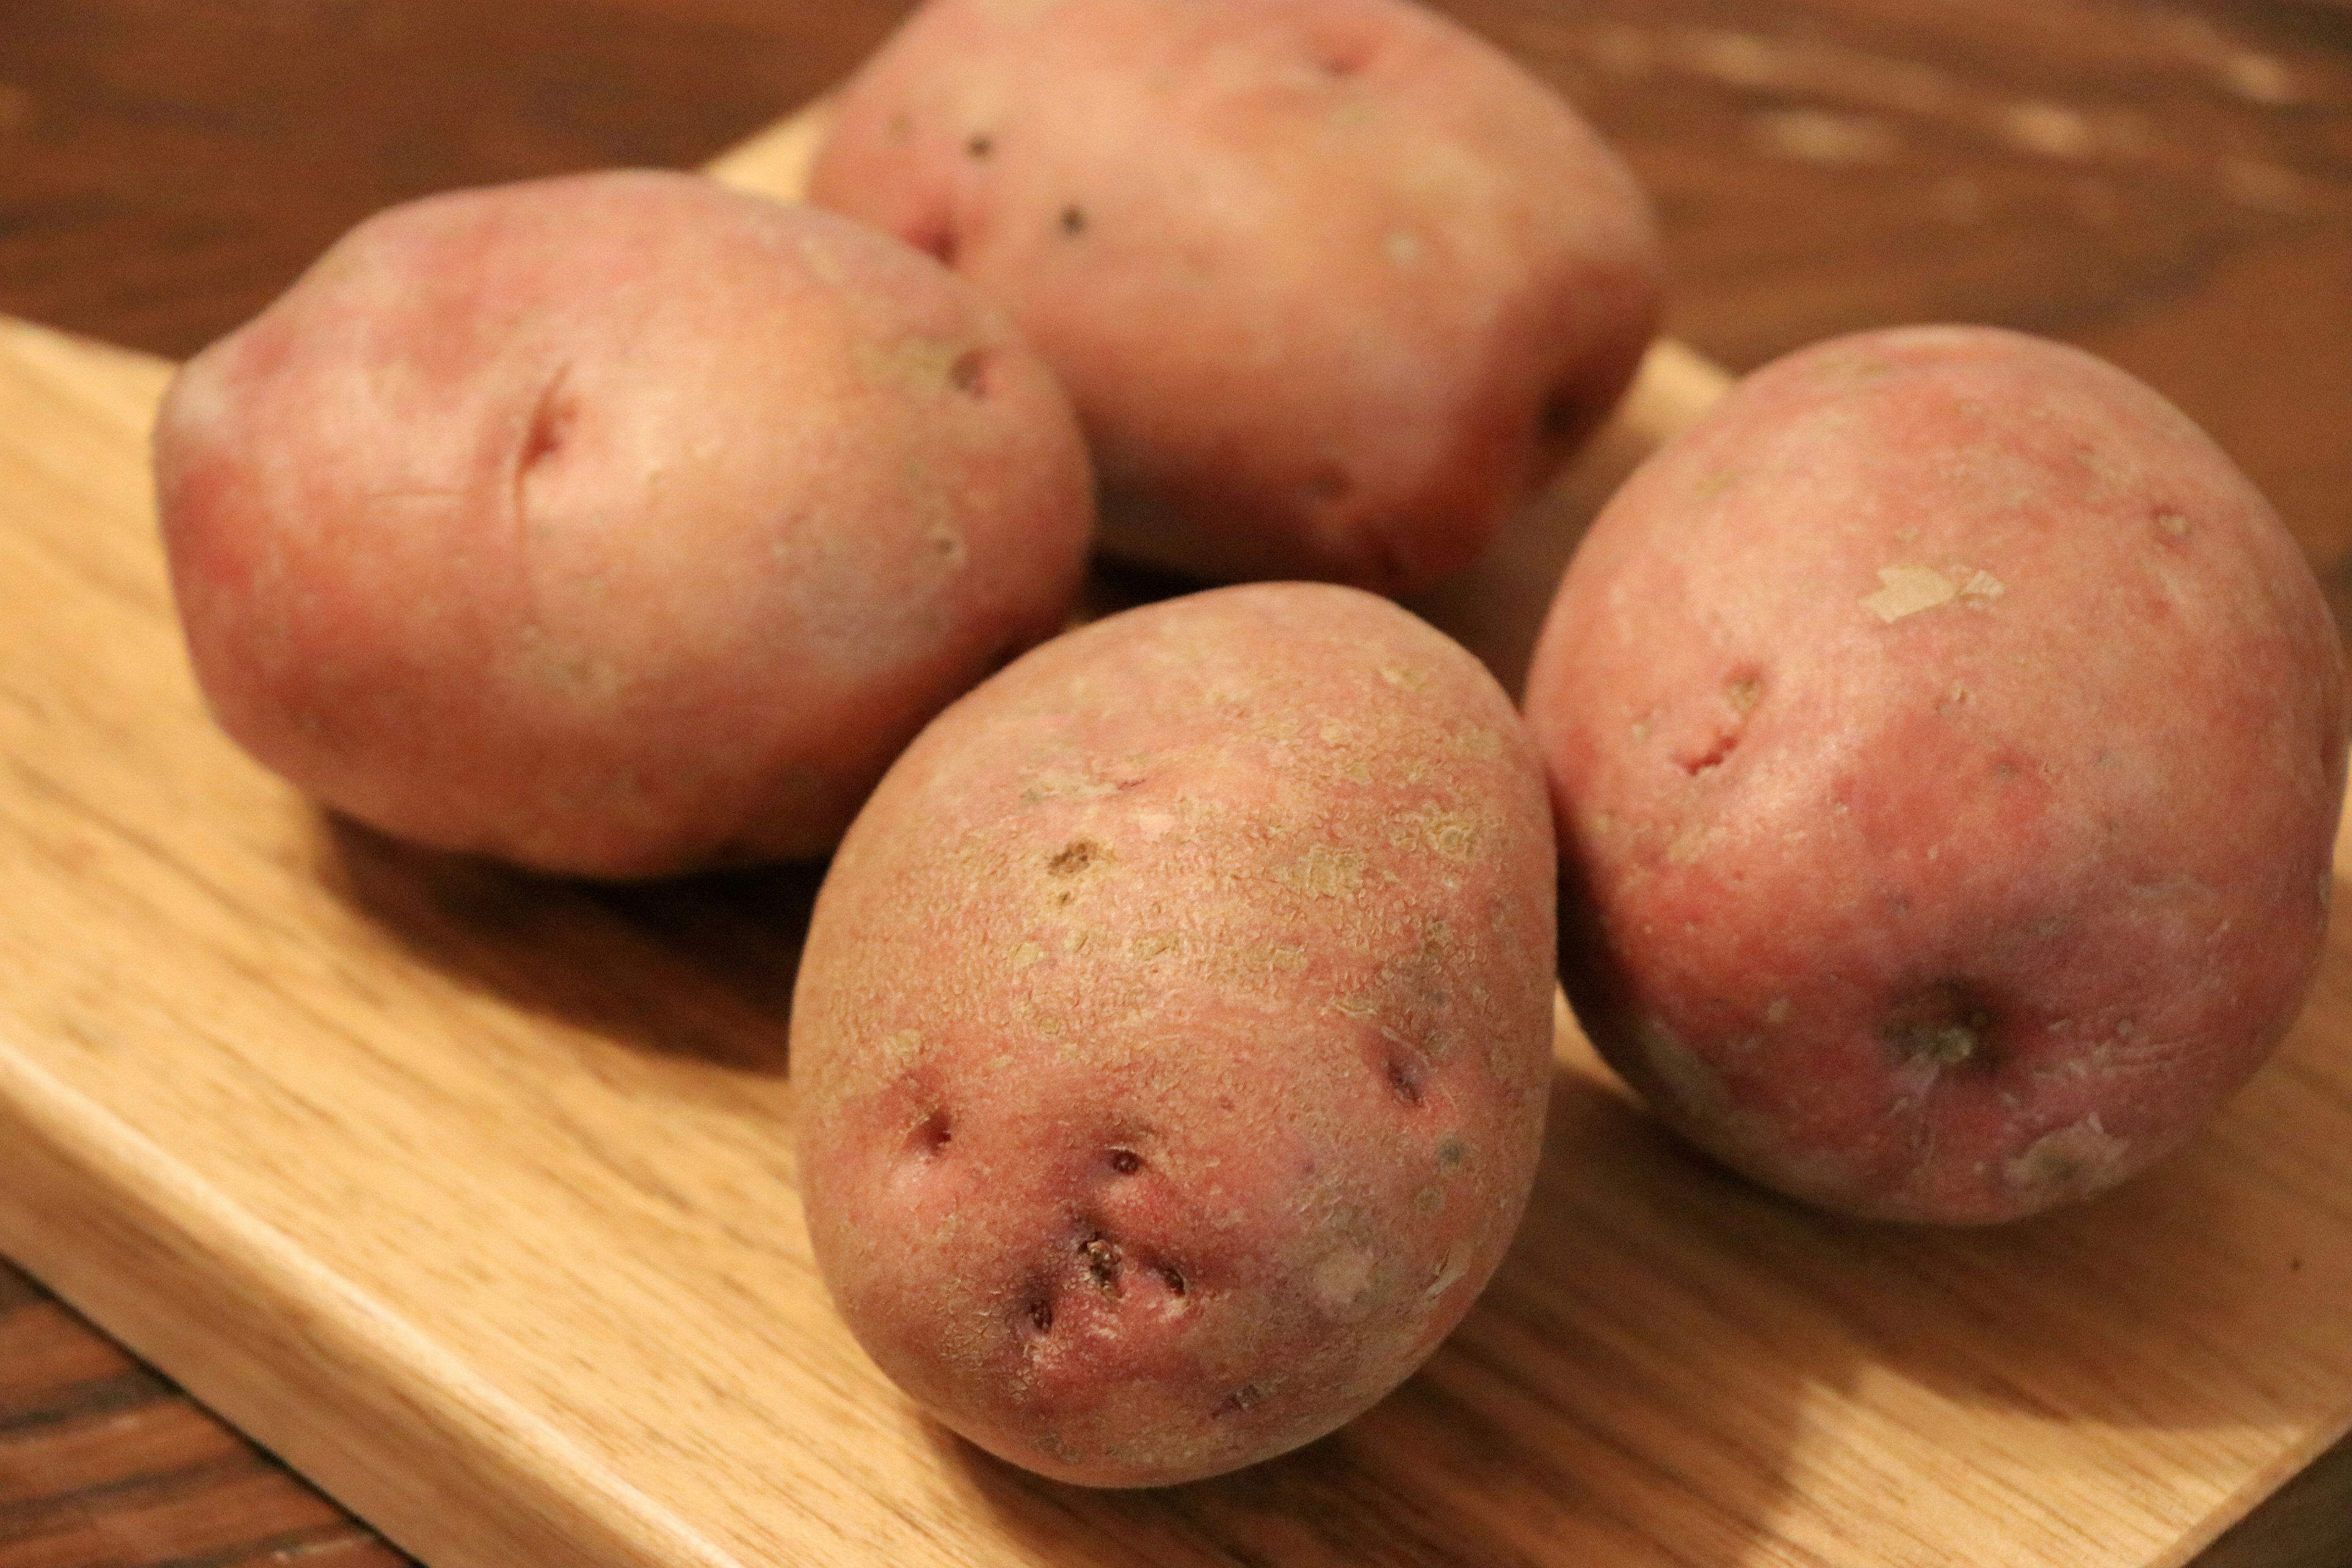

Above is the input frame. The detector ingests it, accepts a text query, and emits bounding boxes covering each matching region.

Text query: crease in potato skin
[809,0,1665,595]
[154,169,1094,878]
[792,583,1556,1485]
[1525,324,2348,1225]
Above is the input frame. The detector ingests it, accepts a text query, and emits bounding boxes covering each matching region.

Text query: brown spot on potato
[966,133,995,159]
[949,347,992,398]
[1107,1148,1142,1175]
[518,371,576,472]
[1058,205,1088,236]
[1080,1234,1123,1290]
[1048,837,1107,876]
[1214,1384,1264,1419]
[1386,1055,1426,1106]
[910,221,959,266]
[909,1108,954,1158]
[1027,1298,1055,1335]
[927,524,969,571]
[1676,733,1736,776]
[1159,1265,1188,1297]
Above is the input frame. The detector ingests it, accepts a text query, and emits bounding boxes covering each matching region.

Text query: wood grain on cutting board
[0,114,2348,1568]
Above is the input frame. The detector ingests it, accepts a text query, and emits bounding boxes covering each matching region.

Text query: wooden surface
[2,1,2350,1565]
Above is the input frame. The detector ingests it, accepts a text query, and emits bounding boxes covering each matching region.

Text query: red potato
[1523,325,2347,1224]
[809,0,1663,596]
[791,583,1556,1485]
[154,170,1093,878]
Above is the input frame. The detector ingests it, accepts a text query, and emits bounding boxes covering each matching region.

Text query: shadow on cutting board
[924,1014,2340,1568]
[899,1067,1823,1568]
[300,742,2342,1567]
[313,812,818,1077]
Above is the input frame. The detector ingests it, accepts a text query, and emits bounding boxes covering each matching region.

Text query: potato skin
[1524,325,2347,1224]
[791,583,1555,1485]
[154,170,1092,877]
[809,0,1662,595]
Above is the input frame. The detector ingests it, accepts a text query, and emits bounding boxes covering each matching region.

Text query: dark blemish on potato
[966,133,995,159]
[1028,1298,1055,1334]
[948,347,991,399]
[1882,980,1998,1071]
[916,224,960,267]
[1676,733,1737,775]
[1080,1234,1123,1291]
[1058,205,1088,236]
[1159,1265,1188,1297]
[1107,1148,1143,1175]
[910,1108,953,1159]
[1673,669,1765,775]
[1048,837,1106,877]
[886,110,914,141]
[1214,1384,1264,1419]
[518,371,576,472]
[1386,1056,1427,1106]
[1437,1136,1466,1169]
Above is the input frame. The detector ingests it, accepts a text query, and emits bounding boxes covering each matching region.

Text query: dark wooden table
[2,1,2347,1563]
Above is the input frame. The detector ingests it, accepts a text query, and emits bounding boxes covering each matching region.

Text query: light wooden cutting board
[1,106,2347,1568]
